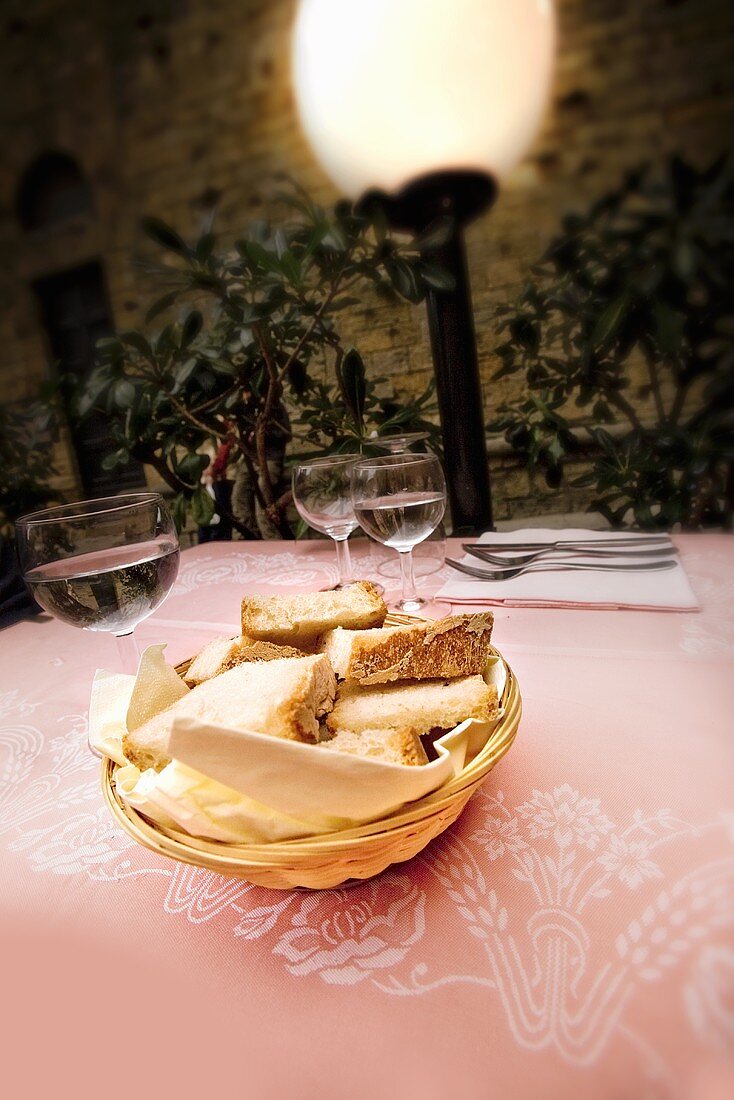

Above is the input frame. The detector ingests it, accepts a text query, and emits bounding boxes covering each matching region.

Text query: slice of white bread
[183,635,304,686]
[123,654,336,772]
[326,675,498,736]
[241,580,386,650]
[320,727,428,767]
[319,613,494,686]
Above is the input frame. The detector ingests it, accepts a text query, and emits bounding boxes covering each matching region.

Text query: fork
[446,557,678,581]
[462,542,678,568]
[463,535,672,553]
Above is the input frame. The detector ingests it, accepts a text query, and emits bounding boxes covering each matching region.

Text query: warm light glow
[292,0,556,198]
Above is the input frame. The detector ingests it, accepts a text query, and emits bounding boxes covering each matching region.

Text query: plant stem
[276,261,354,384]
[669,376,689,425]
[644,348,667,424]
[253,324,280,507]
[168,394,223,438]
[251,325,297,539]
[130,446,187,494]
[605,390,644,432]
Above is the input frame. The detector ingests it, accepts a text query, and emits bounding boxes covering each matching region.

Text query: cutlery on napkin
[436,529,699,611]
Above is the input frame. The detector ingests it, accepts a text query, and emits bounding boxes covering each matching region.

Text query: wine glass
[350,453,447,613]
[370,434,447,579]
[292,455,360,590]
[15,492,180,675]
[370,431,430,455]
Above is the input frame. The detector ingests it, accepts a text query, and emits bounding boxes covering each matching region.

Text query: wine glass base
[392,596,428,615]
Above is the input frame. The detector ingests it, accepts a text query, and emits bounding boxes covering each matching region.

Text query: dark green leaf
[174,358,198,387]
[191,486,215,526]
[170,492,189,532]
[243,240,278,272]
[95,336,122,357]
[337,348,367,431]
[113,379,136,409]
[591,296,628,350]
[181,311,203,348]
[142,217,188,256]
[419,262,456,292]
[195,232,216,263]
[176,451,209,483]
[145,291,179,324]
[386,260,420,302]
[101,448,128,471]
[321,224,348,251]
[412,217,454,253]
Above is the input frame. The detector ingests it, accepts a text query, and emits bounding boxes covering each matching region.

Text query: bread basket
[101,616,521,890]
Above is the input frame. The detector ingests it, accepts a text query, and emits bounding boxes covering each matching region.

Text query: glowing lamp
[293,0,556,531]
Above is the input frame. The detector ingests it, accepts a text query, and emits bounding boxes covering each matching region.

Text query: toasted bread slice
[320,726,428,767]
[326,675,498,736]
[319,613,493,685]
[240,581,386,650]
[183,635,304,686]
[123,654,336,772]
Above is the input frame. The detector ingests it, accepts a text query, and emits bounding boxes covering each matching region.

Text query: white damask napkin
[90,645,506,843]
[436,529,699,611]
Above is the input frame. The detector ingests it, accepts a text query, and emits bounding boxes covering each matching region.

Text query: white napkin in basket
[90,645,505,844]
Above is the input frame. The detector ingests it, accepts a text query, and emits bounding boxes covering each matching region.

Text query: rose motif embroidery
[597,835,664,889]
[516,784,614,850]
[471,815,528,861]
[10,807,133,874]
[273,873,425,985]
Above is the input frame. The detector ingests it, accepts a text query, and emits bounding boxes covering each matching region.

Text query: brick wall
[1,0,732,518]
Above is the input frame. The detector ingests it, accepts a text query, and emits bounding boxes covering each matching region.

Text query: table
[1,535,733,1100]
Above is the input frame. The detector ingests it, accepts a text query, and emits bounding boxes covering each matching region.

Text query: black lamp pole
[361,170,498,534]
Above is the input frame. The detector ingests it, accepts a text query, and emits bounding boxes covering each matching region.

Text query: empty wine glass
[16,492,179,675]
[292,454,360,589]
[370,431,430,455]
[351,453,447,613]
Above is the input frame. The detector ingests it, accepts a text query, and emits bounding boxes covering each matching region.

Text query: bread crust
[326,674,498,735]
[184,636,305,686]
[241,580,386,648]
[321,613,494,686]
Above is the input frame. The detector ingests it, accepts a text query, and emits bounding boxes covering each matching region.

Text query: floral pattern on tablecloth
[2,683,732,1090]
[3,537,733,1099]
[171,548,399,596]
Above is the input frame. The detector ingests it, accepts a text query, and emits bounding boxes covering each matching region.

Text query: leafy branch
[489,155,734,529]
[68,189,444,536]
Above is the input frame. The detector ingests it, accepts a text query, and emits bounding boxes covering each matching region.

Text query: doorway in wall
[33,262,146,495]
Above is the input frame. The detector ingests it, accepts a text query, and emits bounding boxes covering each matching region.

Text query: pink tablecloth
[1,535,733,1100]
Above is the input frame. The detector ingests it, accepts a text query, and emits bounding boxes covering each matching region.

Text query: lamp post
[292,0,555,533]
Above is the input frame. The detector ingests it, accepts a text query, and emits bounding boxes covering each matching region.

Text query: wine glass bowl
[368,434,447,579]
[292,454,360,589]
[370,431,430,455]
[350,453,447,613]
[15,492,179,673]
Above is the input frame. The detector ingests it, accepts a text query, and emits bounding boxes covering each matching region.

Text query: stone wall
[1,0,732,518]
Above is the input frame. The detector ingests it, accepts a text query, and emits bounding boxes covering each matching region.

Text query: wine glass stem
[333,536,353,588]
[398,549,418,605]
[115,630,141,676]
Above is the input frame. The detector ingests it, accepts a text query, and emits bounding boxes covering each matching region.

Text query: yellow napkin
[89,646,505,844]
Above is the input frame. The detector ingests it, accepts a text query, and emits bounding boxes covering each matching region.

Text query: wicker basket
[101,621,521,890]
